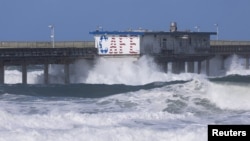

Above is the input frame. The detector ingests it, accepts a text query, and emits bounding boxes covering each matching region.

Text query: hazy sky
[0,0,249,41]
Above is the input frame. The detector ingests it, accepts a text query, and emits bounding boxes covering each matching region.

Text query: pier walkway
[210,40,250,55]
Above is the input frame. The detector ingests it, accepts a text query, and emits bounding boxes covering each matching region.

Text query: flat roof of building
[89,31,217,36]
[89,31,144,35]
[145,31,217,35]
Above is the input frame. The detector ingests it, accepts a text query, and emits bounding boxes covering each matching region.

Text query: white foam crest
[97,89,172,112]
[225,54,250,76]
[47,65,65,84]
[207,82,250,110]
[84,56,195,85]
[167,78,250,111]
[95,77,211,115]
[5,70,43,84]
[101,76,250,112]
[198,54,250,77]
[1,78,250,140]
[207,55,227,77]
[1,56,210,85]
[3,54,250,85]
[0,107,206,141]
[5,70,22,84]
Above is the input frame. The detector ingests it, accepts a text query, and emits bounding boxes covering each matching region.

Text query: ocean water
[0,55,250,141]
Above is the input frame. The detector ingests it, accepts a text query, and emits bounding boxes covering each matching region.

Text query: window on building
[203,39,207,47]
[162,39,167,48]
[179,40,182,47]
[189,38,192,45]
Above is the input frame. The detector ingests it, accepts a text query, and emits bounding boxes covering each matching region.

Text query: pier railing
[210,40,250,46]
[2,40,250,48]
[0,41,95,48]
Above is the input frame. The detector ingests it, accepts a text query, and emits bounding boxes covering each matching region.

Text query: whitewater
[0,55,250,141]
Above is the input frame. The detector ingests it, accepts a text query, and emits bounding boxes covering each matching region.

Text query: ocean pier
[1,22,250,84]
[0,41,96,84]
[1,40,250,84]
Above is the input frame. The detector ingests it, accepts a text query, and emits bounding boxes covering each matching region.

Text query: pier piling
[246,56,249,69]
[22,63,27,84]
[64,63,70,84]
[221,56,226,70]
[0,61,4,84]
[44,63,49,84]
[187,62,195,73]
[206,59,210,76]
[197,61,202,74]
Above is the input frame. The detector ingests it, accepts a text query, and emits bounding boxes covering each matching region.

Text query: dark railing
[0,41,95,48]
[0,47,97,59]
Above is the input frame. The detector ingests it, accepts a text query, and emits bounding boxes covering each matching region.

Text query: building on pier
[90,22,217,74]
[90,22,216,57]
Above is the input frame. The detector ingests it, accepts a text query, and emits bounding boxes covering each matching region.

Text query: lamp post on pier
[214,23,219,40]
[194,26,200,32]
[48,25,55,48]
[97,25,103,31]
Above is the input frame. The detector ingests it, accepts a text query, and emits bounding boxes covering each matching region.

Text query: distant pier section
[0,41,96,84]
[0,41,94,48]
[210,40,250,55]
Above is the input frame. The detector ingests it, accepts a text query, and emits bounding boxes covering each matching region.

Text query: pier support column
[185,62,188,73]
[197,61,202,74]
[0,61,4,84]
[171,62,176,74]
[44,63,49,84]
[22,63,27,84]
[179,62,185,73]
[165,62,168,73]
[172,62,179,74]
[172,62,185,74]
[187,62,194,73]
[246,56,249,69]
[168,62,172,73]
[221,56,226,70]
[64,63,70,84]
[206,59,210,76]
[162,62,168,73]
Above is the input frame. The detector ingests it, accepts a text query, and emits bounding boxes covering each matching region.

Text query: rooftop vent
[170,22,177,32]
